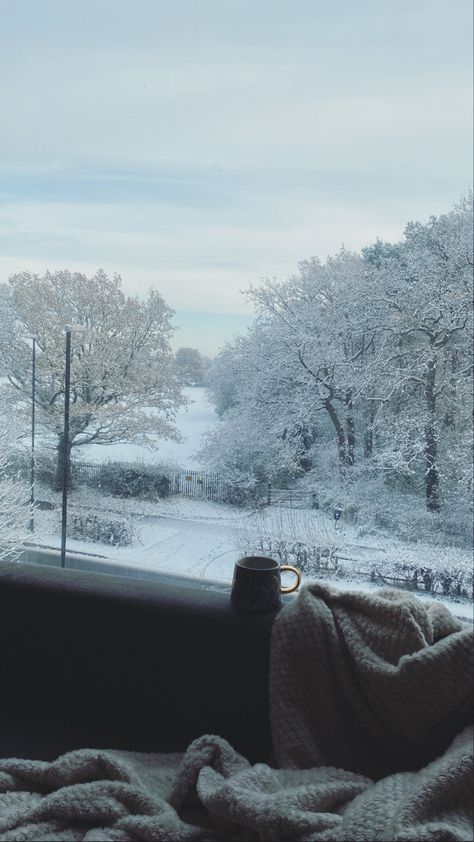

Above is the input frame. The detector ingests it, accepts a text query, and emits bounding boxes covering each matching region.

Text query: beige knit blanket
[270,582,473,778]
[1,585,473,841]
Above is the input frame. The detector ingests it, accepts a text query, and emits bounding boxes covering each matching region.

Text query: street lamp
[29,337,44,533]
[29,338,37,532]
[60,324,86,569]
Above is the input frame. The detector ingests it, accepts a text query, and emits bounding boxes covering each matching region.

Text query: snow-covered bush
[385,557,473,599]
[297,459,473,550]
[68,511,133,546]
[237,507,473,600]
[198,404,303,495]
[2,448,30,482]
[0,418,30,559]
[249,533,472,599]
[7,448,82,492]
[78,461,171,500]
[221,470,262,506]
[36,452,64,489]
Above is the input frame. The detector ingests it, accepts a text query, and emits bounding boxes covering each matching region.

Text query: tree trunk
[324,399,346,465]
[425,358,440,512]
[443,349,458,428]
[345,391,355,466]
[425,421,439,511]
[364,405,375,457]
[298,424,315,472]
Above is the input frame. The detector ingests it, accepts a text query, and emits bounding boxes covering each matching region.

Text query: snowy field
[80,387,215,469]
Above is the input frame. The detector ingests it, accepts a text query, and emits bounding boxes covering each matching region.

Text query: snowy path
[36,491,378,582]
[117,515,240,579]
[33,492,246,582]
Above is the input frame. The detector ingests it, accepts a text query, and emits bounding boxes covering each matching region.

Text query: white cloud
[0,0,471,328]
[0,194,410,313]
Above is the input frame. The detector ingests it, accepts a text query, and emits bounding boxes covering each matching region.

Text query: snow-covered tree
[247,249,379,470]
[174,347,205,386]
[0,270,186,489]
[0,408,29,558]
[206,339,244,417]
[204,193,473,522]
[201,322,317,486]
[365,192,473,510]
[206,248,378,478]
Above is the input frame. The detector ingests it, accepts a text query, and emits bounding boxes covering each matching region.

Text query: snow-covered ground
[33,490,246,577]
[31,487,473,623]
[80,387,216,469]
[27,386,472,623]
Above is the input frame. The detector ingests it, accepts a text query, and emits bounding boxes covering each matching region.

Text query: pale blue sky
[0,0,472,354]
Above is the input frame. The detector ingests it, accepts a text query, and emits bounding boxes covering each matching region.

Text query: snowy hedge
[76,461,171,500]
[253,537,473,600]
[68,511,133,546]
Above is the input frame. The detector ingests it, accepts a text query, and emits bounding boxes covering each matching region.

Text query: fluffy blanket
[270,583,473,778]
[1,584,473,841]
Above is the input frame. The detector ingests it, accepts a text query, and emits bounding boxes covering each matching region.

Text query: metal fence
[70,464,318,508]
[169,470,226,502]
[268,486,319,509]
[72,461,228,503]
[73,461,102,484]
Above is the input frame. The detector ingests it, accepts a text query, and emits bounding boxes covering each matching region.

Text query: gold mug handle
[279,565,301,594]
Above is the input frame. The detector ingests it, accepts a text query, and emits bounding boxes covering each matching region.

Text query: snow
[26,385,472,625]
[33,490,246,577]
[79,387,216,469]
[237,505,473,574]
[31,487,473,624]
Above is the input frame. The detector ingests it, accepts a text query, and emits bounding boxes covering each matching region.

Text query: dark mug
[231,555,301,613]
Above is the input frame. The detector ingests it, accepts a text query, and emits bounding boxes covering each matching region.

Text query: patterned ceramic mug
[231,555,301,613]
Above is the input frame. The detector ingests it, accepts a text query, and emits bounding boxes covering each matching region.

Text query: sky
[0,0,472,355]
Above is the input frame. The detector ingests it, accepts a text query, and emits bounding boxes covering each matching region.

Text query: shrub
[240,525,473,601]
[78,461,171,500]
[222,482,257,506]
[220,473,262,507]
[68,511,133,546]
[2,448,30,481]
[3,449,66,489]
[30,451,81,491]
[36,453,59,487]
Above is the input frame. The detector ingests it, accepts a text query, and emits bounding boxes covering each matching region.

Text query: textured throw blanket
[270,583,473,778]
[1,584,473,841]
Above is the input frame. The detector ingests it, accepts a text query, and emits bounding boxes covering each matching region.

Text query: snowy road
[34,492,247,582]
[117,515,240,580]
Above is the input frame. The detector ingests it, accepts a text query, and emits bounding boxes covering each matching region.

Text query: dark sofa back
[0,561,275,762]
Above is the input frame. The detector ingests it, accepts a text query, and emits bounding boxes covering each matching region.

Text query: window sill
[0,558,276,762]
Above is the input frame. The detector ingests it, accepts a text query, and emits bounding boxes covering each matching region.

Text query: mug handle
[279,565,301,594]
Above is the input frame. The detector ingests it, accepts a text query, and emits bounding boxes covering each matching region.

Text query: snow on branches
[205,192,473,529]
[0,409,29,558]
[0,270,187,490]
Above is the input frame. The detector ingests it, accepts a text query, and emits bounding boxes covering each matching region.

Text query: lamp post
[29,338,37,532]
[60,324,86,569]
[28,337,45,533]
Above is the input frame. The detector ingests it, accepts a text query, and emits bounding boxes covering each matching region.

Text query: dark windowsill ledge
[0,557,277,762]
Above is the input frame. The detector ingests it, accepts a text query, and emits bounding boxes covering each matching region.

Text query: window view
[0,1,472,623]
